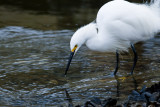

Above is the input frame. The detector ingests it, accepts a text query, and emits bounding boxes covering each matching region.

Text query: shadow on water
[0,0,160,106]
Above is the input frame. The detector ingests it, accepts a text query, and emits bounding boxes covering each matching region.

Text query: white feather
[70,0,160,52]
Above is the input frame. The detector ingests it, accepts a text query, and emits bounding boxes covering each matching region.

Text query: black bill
[65,51,75,76]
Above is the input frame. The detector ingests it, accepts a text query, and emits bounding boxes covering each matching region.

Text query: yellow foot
[118,77,127,81]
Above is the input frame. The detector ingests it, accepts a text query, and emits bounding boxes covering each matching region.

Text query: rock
[74,82,160,107]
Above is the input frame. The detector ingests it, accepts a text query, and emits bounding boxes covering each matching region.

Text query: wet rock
[124,82,160,107]
[91,97,102,105]
[103,98,117,107]
[74,82,160,107]
[83,97,117,107]
[149,92,160,102]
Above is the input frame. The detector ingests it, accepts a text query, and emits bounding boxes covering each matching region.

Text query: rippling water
[0,26,159,106]
[0,0,160,106]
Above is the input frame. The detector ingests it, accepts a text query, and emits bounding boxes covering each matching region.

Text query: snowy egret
[65,0,160,76]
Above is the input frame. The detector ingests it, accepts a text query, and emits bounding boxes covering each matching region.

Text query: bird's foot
[118,76,127,82]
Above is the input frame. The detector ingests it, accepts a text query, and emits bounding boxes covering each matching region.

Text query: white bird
[65,0,160,75]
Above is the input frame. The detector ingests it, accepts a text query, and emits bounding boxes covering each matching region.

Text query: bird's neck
[83,23,104,52]
[85,23,114,52]
[79,23,113,52]
[81,23,98,41]
[86,35,104,52]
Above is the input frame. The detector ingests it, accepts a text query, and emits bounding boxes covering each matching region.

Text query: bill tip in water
[64,69,68,77]
[64,70,67,77]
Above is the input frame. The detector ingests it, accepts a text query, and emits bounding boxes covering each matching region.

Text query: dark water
[0,0,160,106]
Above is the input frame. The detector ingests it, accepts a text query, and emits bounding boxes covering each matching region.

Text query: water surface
[0,0,160,106]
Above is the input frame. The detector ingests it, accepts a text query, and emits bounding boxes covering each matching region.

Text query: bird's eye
[71,45,78,52]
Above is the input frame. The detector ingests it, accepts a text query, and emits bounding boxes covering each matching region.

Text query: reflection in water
[0,0,159,106]
[114,75,138,98]
[64,75,138,106]
[0,0,146,30]
[0,26,159,106]
[0,0,144,13]
[65,89,73,107]
[0,1,99,30]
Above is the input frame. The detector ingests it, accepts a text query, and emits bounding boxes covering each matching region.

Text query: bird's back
[96,0,160,51]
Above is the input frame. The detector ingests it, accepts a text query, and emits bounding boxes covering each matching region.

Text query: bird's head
[64,28,86,76]
[65,22,97,76]
[70,28,86,53]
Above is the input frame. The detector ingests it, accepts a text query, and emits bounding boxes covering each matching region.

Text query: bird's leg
[114,50,119,75]
[114,75,120,97]
[131,75,138,91]
[131,44,138,75]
